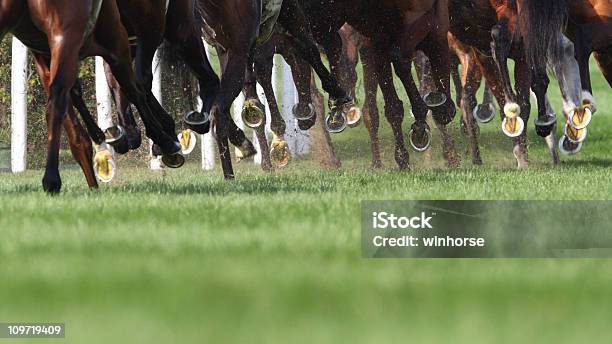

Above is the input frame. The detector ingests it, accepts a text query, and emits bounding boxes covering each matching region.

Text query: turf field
[0,60,610,343]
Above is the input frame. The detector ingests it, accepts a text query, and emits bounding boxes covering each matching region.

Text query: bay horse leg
[34,51,97,191]
[594,48,612,88]
[92,3,181,159]
[419,37,460,168]
[513,58,531,169]
[371,49,409,170]
[283,50,316,131]
[458,51,483,165]
[40,30,86,193]
[255,50,292,170]
[104,63,142,151]
[243,59,272,171]
[69,79,106,145]
[359,43,383,169]
[277,0,349,104]
[491,20,521,120]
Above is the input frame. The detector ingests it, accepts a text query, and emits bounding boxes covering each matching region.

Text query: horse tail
[518,0,568,66]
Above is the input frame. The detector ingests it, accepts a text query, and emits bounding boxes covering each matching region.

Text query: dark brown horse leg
[34,51,97,192]
[277,0,348,103]
[458,51,483,165]
[69,79,106,145]
[40,32,85,193]
[491,20,521,121]
[63,107,98,188]
[594,48,612,88]
[513,58,531,169]
[284,51,316,131]
[104,63,142,150]
[243,59,272,171]
[420,35,460,168]
[254,51,293,169]
[359,43,383,169]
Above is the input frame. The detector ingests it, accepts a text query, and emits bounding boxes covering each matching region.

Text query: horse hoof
[292,103,315,121]
[178,129,197,155]
[423,91,447,108]
[559,135,582,155]
[568,106,592,130]
[104,125,129,155]
[501,106,524,138]
[535,113,557,137]
[184,111,210,134]
[564,123,587,144]
[298,118,316,131]
[242,99,265,128]
[472,103,496,123]
[127,129,142,150]
[346,106,362,128]
[270,140,291,168]
[408,124,432,152]
[42,174,62,194]
[235,139,257,163]
[324,111,347,134]
[93,147,116,183]
[161,153,185,169]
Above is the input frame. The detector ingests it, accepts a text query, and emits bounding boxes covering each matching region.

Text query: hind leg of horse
[243,59,272,171]
[531,67,556,138]
[359,44,383,169]
[277,0,348,103]
[63,105,97,188]
[459,53,483,165]
[419,38,460,168]
[104,63,142,150]
[69,79,106,145]
[513,59,531,169]
[255,51,293,170]
[283,51,316,131]
[491,20,520,114]
[594,48,612,88]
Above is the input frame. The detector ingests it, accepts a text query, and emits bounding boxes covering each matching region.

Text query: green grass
[0,59,610,343]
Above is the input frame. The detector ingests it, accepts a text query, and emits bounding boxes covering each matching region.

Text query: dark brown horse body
[0,0,182,193]
[567,0,612,91]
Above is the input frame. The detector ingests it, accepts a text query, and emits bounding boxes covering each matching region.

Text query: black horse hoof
[105,125,129,155]
[559,135,582,155]
[408,123,432,152]
[162,153,185,169]
[126,128,142,150]
[292,103,315,121]
[534,114,557,137]
[42,174,62,194]
[431,106,456,126]
[472,103,496,123]
[184,111,210,134]
[324,111,347,134]
[298,117,317,131]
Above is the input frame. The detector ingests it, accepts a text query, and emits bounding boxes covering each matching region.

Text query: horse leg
[359,42,383,169]
[277,0,350,107]
[594,47,612,88]
[418,36,460,168]
[243,57,272,171]
[68,79,106,145]
[104,63,142,151]
[255,50,292,169]
[34,48,97,192]
[513,58,531,169]
[458,51,483,165]
[283,49,316,131]
[491,20,522,126]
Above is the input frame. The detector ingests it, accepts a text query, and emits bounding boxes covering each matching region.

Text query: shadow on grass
[563,159,612,168]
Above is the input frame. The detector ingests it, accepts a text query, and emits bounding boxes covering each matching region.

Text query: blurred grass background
[0,40,611,343]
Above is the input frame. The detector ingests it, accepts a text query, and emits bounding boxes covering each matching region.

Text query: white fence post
[201,43,216,171]
[11,37,28,173]
[149,49,163,169]
[95,57,113,130]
